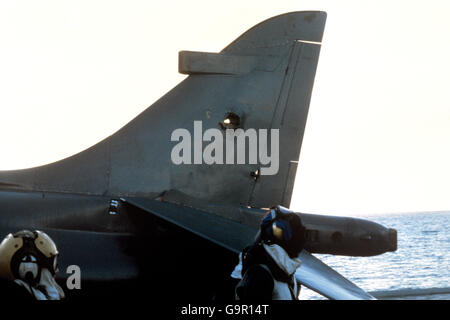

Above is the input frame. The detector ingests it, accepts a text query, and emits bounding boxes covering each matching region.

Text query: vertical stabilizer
[0,12,326,209]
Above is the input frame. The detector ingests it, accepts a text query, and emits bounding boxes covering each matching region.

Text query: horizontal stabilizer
[296,250,376,300]
[123,197,257,253]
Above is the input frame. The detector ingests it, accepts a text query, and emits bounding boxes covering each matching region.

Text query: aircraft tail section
[0,12,326,209]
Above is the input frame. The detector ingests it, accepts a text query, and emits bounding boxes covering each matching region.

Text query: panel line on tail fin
[269,42,298,129]
[280,43,304,126]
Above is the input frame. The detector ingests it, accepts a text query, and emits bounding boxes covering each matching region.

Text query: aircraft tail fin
[0,12,326,209]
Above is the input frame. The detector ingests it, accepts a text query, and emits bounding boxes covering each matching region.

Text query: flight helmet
[0,230,59,286]
[260,205,306,258]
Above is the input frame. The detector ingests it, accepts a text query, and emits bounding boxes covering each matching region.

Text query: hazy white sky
[0,0,449,216]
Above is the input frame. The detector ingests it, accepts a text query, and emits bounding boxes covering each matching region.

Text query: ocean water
[299,211,450,300]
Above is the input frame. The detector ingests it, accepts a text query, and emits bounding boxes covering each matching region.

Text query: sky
[0,0,449,216]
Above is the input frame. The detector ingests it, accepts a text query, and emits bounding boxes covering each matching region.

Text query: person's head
[260,206,306,258]
[0,230,59,286]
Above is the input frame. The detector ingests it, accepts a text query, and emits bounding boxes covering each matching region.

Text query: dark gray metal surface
[123,197,258,253]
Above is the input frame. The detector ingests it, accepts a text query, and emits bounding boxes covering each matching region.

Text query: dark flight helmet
[260,205,306,258]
